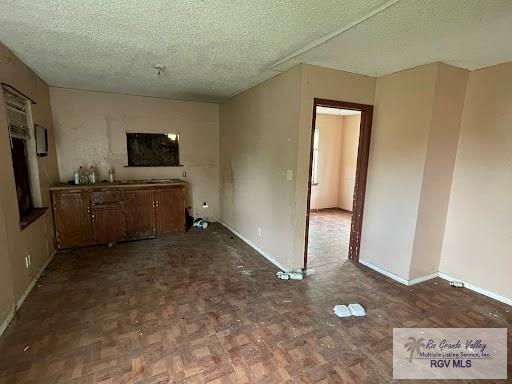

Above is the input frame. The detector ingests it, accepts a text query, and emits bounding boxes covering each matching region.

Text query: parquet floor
[307,210,352,268]
[0,223,510,383]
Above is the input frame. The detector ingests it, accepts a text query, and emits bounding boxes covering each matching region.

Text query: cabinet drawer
[90,190,122,204]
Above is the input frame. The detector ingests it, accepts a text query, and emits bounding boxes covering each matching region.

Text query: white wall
[50,88,220,220]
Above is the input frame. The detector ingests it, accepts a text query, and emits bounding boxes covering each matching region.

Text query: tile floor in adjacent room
[0,223,510,383]
[307,209,352,268]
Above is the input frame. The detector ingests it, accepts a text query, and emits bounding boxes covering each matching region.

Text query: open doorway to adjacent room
[304,99,373,269]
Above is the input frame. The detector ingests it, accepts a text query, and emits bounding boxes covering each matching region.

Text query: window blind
[4,90,30,140]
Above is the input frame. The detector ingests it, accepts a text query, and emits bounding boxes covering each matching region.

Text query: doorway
[304,98,373,269]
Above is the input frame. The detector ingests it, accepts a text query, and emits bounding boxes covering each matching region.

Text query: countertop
[50,179,187,191]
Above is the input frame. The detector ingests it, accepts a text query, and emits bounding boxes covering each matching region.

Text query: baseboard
[0,250,57,337]
[407,272,439,285]
[358,259,410,285]
[359,259,438,286]
[310,207,352,214]
[218,220,290,272]
[0,309,14,340]
[438,272,512,306]
[359,259,511,306]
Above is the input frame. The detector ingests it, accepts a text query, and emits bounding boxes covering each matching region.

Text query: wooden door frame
[304,98,373,268]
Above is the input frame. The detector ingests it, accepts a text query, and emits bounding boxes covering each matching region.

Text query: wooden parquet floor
[0,223,510,383]
[307,209,351,268]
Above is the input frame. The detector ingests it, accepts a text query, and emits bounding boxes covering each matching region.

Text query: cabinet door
[155,187,185,235]
[91,203,126,245]
[53,192,93,249]
[123,190,156,240]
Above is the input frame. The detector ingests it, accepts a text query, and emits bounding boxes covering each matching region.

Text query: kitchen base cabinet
[51,183,186,249]
[123,190,156,240]
[92,203,126,245]
[53,192,94,249]
[156,188,185,235]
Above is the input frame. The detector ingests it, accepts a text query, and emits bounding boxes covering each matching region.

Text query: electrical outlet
[286,169,293,181]
[182,171,187,177]
[257,227,262,237]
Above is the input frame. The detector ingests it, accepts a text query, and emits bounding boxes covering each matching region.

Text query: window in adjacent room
[3,87,42,226]
[311,129,320,185]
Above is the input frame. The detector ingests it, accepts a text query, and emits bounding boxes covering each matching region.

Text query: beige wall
[0,202,14,326]
[357,64,438,279]
[293,65,376,269]
[219,66,302,269]
[409,64,468,279]
[440,62,512,299]
[338,114,360,211]
[50,88,220,221]
[310,114,343,210]
[0,43,59,326]
[220,64,375,271]
[360,63,468,282]
[310,113,360,211]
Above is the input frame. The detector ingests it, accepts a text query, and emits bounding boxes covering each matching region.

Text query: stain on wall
[50,87,220,220]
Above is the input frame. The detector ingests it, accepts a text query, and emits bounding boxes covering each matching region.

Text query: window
[311,129,320,184]
[126,132,181,167]
[3,88,41,222]
[10,136,33,216]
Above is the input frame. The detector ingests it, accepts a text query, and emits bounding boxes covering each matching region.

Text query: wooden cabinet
[92,203,126,245]
[53,192,94,248]
[51,183,186,249]
[90,190,122,205]
[123,190,156,240]
[155,188,185,235]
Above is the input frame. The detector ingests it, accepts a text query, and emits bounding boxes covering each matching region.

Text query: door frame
[304,98,373,268]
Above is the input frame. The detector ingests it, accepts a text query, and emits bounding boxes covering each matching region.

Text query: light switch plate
[286,169,293,181]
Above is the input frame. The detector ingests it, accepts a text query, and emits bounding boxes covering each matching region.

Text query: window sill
[20,207,48,231]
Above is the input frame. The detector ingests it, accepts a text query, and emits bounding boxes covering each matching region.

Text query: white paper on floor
[333,305,351,317]
[348,303,366,316]
[333,303,366,317]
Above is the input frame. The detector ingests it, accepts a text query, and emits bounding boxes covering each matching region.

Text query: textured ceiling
[0,0,511,102]
[277,0,512,76]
